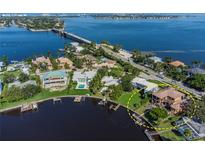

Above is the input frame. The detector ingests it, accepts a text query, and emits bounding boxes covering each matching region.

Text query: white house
[149,56,163,63]
[71,42,84,52]
[8,80,37,89]
[0,80,3,95]
[101,76,119,86]
[73,70,97,89]
[7,66,16,72]
[0,61,4,71]
[41,70,68,90]
[132,77,158,92]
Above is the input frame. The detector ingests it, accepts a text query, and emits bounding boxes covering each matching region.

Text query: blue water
[0,26,70,60]
[1,14,205,64]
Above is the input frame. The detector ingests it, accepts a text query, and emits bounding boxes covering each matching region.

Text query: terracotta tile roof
[169,61,185,67]
[153,87,185,99]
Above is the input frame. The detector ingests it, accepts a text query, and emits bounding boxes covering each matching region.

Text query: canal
[0,97,149,141]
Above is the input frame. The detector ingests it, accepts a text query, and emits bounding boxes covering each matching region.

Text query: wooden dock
[109,104,120,111]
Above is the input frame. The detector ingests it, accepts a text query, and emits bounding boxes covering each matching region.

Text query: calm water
[1,14,205,63]
[0,26,70,60]
[0,97,148,141]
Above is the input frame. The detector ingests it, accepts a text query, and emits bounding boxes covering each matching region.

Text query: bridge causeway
[52,28,91,44]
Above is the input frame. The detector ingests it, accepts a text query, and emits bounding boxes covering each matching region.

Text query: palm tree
[163,56,172,63]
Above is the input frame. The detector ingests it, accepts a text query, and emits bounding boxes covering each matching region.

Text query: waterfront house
[169,60,185,67]
[0,81,3,95]
[8,80,37,89]
[0,61,4,71]
[41,70,68,91]
[32,56,53,70]
[176,117,205,140]
[149,56,163,63]
[182,117,205,139]
[152,87,185,114]
[70,42,84,52]
[20,64,30,75]
[101,76,119,87]
[131,77,158,93]
[73,70,97,89]
[187,67,205,76]
[57,57,73,69]
[94,59,116,69]
[7,66,16,72]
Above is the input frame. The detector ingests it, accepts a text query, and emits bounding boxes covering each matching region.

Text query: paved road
[100,45,203,99]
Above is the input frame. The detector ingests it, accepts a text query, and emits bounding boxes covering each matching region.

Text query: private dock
[53,98,62,103]
[98,97,107,105]
[20,103,38,113]
[109,104,120,111]
[74,96,83,103]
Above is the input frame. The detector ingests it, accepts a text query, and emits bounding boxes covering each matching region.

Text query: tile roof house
[169,60,185,67]
[94,59,116,69]
[152,87,185,114]
[41,70,68,90]
[57,57,73,69]
[32,56,53,70]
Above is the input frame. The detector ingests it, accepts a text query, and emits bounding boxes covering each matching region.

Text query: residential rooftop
[169,60,185,67]
[42,70,67,80]
[153,87,185,99]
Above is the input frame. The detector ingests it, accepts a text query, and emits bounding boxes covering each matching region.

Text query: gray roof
[183,117,205,137]
[8,80,37,89]
[0,62,4,67]
[188,68,205,75]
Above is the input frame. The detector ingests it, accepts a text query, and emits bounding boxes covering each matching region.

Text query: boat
[20,103,38,113]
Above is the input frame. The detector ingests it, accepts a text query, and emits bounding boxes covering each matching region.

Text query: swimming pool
[78,84,86,89]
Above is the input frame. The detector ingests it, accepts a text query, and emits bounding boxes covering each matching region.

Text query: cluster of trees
[3,84,41,102]
[109,84,123,100]
[186,96,205,123]
[89,68,108,94]
[0,55,9,66]
[185,74,205,91]
[3,72,15,84]
[145,107,168,123]
[19,72,29,82]
[16,17,64,30]
[65,52,83,69]
[121,74,134,92]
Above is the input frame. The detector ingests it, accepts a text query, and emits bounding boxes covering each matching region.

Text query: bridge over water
[52,28,92,44]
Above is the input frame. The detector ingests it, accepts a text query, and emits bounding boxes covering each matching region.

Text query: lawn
[160,130,185,141]
[117,89,142,110]
[0,88,92,111]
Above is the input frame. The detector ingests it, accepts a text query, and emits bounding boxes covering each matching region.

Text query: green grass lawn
[117,90,141,109]
[160,130,185,141]
[0,88,92,110]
